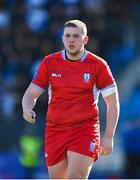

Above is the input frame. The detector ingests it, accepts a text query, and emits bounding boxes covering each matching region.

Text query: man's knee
[67,169,88,179]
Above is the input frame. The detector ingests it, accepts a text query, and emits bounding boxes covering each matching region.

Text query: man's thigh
[48,158,68,179]
[67,151,94,179]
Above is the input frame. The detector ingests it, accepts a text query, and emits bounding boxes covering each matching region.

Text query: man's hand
[23,110,36,124]
[100,136,114,156]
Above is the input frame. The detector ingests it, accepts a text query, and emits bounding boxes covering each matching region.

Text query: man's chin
[66,49,79,56]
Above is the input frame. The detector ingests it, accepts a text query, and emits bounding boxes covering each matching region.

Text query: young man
[22,20,120,179]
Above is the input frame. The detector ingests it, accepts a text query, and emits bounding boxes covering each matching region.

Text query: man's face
[62,27,88,56]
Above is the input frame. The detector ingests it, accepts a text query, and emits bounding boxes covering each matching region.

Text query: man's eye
[74,35,79,38]
[65,35,70,37]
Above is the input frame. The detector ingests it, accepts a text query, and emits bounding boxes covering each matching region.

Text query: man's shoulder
[87,51,107,66]
[43,51,62,62]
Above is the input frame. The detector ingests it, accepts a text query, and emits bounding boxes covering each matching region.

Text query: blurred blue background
[0,0,140,179]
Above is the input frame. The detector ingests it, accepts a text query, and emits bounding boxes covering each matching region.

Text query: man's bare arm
[100,91,120,155]
[22,83,45,124]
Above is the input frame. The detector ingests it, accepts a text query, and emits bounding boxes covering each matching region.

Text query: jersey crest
[83,73,91,82]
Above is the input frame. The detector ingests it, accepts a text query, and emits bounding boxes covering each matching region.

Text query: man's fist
[23,110,36,124]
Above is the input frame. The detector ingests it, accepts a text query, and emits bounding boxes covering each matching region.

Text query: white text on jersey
[52,73,62,77]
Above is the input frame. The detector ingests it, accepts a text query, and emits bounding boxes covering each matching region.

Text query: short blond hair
[64,20,87,36]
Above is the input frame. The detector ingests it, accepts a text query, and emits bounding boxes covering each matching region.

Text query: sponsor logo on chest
[51,73,62,77]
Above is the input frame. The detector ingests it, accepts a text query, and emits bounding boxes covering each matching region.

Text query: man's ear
[84,36,89,45]
[62,34,64,43]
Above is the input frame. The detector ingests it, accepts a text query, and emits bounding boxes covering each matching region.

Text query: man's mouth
[69,45,75,49]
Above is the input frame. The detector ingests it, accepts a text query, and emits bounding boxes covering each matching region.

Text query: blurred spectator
[0,10,11,28]
[30,59,41,77]
[120,88,140,178]
[19,127,42,179]
[118,56,140,102]
[63,0,80,4]
[25,9,49,33]
[122,116,140,178]
[1,87,17,120]
[122,115,140,179]
[25,0,48,8]
[82,0,107,15]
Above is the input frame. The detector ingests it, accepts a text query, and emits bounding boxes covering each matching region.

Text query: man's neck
[66,49,85,61]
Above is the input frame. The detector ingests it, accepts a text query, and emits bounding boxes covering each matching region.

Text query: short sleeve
[96,61,115,90]
[32,57,49,90]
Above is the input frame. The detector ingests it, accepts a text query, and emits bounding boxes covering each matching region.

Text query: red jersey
[32,49,115,130]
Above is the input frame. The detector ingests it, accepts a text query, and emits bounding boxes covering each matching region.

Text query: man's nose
[69,36,74,42]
